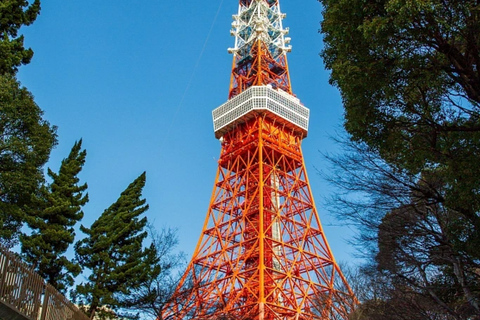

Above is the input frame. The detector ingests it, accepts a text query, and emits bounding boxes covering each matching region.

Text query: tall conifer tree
[75,172,155,319]
[0,75,57,247]
[0,0,41,75]
[21,140,88,292]
[0,0,58,247]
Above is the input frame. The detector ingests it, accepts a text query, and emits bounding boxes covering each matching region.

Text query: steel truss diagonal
[163,117,356,319]
[228,0,291,98]
[162,0,357,319]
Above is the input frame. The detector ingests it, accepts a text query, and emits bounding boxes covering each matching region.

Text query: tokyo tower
[164,1,357,319]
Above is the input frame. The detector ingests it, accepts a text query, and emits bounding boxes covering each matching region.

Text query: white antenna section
[228,0,292,58]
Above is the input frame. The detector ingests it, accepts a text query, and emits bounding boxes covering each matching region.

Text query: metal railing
[0,245,89,320]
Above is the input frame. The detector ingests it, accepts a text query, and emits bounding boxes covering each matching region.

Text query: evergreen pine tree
[0,1,57,247]
[0,74,57,247]
[74,172,155,319]
[21,140,88,292]
[0,0,41,75]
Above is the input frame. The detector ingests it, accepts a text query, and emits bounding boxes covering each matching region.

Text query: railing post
[1,246,89,320]
[0,249,8,292]
[40,284,49,320]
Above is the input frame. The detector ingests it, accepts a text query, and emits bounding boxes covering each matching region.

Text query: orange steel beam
[258,116,266,320]
[162,1,357,318]
[229,39,291,99]
[163,116,357,319]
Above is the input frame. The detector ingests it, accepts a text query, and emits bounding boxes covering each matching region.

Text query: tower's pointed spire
[228,0,292,98]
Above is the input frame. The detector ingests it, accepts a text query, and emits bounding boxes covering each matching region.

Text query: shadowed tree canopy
[21,140,88,293]
[0,74,57,247]
[323,137,480,318]
[320,0,480,206]
[0,0,41,75]
[320,1,480,316]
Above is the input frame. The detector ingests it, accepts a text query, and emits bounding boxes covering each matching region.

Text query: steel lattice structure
[228,0,292,98]
[163,1,357,319]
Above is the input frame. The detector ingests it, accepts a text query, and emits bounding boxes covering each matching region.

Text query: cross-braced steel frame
[163,116,356,319]
[162,1,356,318]
[228,0,292,98]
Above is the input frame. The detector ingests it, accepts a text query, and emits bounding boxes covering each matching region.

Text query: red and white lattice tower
[163,1,357,319]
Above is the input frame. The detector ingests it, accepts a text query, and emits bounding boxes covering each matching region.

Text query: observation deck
[212,85,309,139]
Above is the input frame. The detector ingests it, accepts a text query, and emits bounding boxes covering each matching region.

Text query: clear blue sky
[17,0,358,265]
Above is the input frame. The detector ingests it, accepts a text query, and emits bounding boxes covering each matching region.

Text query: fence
[0,245,89,320]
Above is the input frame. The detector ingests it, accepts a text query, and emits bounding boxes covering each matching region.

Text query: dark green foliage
[320,0,480,317]
[0,74,57,247]
[320,0,480,214]
[0,1,51,248]
[0,0,41,75]
[21,140,88,293]
[117,226,186,320]
[74,172,156,319]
